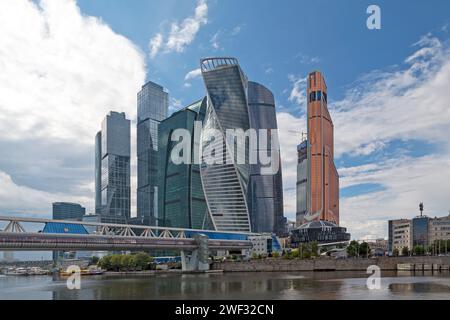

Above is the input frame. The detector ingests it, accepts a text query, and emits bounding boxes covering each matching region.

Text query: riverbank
[211,256,450,272]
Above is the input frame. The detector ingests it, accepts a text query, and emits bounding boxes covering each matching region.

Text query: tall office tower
[97,111,131,224]
[247,82,285,235]
[94,131,102,214]
[52,202,86,221]
[200,57,284,234]
[158,98,213,230]
[306,71,339,225]
[296,140,308,226]
[137,81,168,225]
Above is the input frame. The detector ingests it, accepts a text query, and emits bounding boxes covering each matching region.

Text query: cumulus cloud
[279,34,450,239]
[0,0,146,215]
[149,0,208,58]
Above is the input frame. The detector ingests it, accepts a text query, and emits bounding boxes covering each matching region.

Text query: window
[309,92,316,102]
[317,91,322,101]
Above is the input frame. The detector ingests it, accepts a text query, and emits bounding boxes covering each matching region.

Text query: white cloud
[210,31,221,50]
[280,34,450,239]
[231,24,245,36]
[149,33,163,59]
[287,74,307,108]
[185,68,202,80]
[0,0,146,214]
[149,0,208,58]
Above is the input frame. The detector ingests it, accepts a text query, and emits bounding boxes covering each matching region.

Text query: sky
[1,0,450,260]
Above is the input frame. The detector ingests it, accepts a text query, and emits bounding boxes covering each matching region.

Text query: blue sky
[1,1,450,261]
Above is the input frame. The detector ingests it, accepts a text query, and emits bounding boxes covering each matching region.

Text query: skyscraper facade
[296,140,308,226]
[96,111,131,224]
[137,81,168,225]
[304,71,339,225]
[94,131,102,214]
[158,98,213,230]
[199,57,284,234]
[52,202,85,221]
[247,81,285,235]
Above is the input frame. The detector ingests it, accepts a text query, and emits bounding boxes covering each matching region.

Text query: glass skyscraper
[247,81,285,235]
[52,202,85,221]
[199,57,284,234]
[94,111,131,224]
[158,98,214,230]
[137,81,168,225]
[296,140,308,226]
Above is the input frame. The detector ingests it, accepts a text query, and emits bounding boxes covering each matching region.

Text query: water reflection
[1,271,449,300]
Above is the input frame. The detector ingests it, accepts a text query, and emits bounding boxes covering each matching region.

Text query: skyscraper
[199,57,284,234]
[52,202,86,221]
[137,81,168,225]
[296,140,308,226]
[304,71,339,225]
[247,81,285,235]
[95,111,131,224]
[158,98,213,230]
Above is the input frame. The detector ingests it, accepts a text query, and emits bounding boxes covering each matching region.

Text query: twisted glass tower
[200,58,252,232]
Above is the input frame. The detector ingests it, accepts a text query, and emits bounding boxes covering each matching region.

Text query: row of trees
[98,253,154,271]
[392,239,450,257]
[284,242,319,259]
[347,241,371,258]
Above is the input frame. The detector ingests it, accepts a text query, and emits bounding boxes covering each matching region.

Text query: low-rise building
[388,219,412,254]
[429,214,450,243]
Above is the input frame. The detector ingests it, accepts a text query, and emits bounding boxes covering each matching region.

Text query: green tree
[310,242,319,257]
[393,248,399,257]
[133,252,152,270]
[120,254,132,271]
[401,246,409,256]
[99,255,112,270]
[347,241,360,258]
[359,242,371,258]
[90,256,100,265]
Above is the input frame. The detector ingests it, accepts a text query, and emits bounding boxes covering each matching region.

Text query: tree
[401,247,409,256]
[90,256,100,265]
[347,241,360,258]
[310,242,319,257]
[99,255,112,270]
[133,252,152,270]
[393,248,399,257]
[359,242,371,258]
[413,245,425,256]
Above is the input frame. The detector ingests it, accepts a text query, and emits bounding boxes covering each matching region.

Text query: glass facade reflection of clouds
[200,57,285,235]
[95,111,131,224]
[137,81,168,225]
[158,98,214,230]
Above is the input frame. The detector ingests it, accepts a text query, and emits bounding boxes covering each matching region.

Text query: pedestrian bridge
[0,216,254,271]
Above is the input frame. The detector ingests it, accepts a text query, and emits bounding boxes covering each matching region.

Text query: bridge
[0,216,254,271]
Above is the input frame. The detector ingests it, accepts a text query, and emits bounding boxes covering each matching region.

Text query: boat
[59,268,104,277]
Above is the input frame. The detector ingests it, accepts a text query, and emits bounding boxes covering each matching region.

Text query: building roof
[297,220,338,229]
[43,222,89,235]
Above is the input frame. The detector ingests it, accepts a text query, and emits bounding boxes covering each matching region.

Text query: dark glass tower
[158,98,213,230]
[247,81,285,235]
[137,81,168,225]
[97,111,131,224]
[52,202,85,221]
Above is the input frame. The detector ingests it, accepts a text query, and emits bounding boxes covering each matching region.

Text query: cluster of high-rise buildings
[51,64,352,245]
[88,57,286,236]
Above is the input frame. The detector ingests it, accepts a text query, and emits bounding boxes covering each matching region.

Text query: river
[0,271,449,300]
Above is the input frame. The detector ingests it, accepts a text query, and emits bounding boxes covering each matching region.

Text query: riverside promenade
[211,256,450,272]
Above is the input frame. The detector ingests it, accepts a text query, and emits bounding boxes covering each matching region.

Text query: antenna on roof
[419,202,424,217]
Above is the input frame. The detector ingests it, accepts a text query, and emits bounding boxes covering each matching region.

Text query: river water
[0,271,449,300]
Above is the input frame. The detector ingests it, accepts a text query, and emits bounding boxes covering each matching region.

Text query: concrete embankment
[211,256,450,272]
